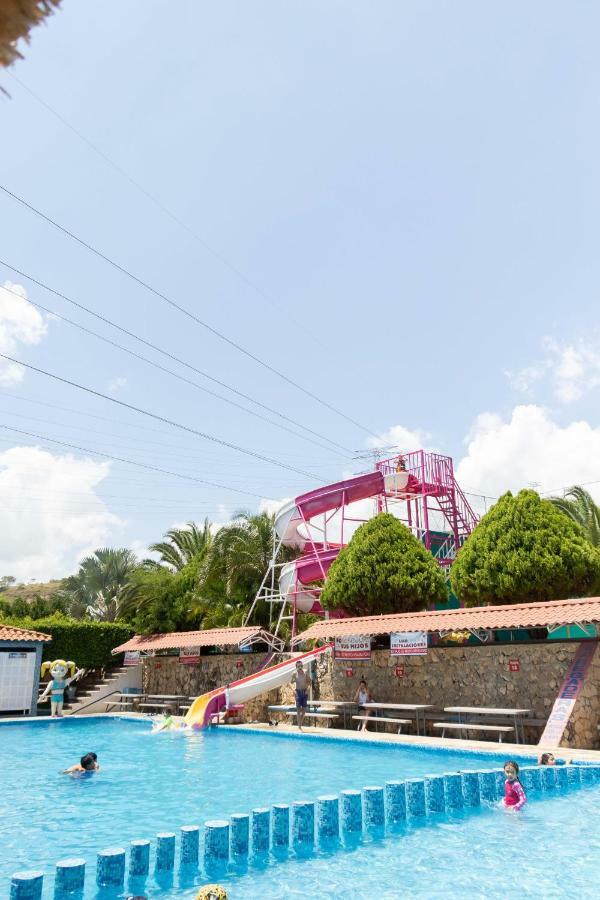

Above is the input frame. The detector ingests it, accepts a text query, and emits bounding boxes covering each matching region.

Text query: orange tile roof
[295,596,600,642]
[0,624,52,642]
[112,626,265,654]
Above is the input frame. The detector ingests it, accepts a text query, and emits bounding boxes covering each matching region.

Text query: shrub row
[1,615,134,668]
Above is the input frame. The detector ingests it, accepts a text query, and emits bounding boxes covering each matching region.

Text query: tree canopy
[321,513,448,615]
[451,489,600,606]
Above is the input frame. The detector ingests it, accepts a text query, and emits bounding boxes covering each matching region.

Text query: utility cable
[6,70,329,351]
[0,184,379,438]
[0,351,319,480]
[0,424,272,500]
[0,278,349,457]
[0,260,352,454]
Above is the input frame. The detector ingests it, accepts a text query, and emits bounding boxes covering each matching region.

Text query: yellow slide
[184,687,223,728]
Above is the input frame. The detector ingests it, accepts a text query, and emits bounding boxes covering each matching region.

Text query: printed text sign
[334,635,371,660]
[390,631,428,656]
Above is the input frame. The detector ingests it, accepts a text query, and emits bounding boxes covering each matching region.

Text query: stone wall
[142,653,282,722]
[142,641,600,748]
[279,641,600,749]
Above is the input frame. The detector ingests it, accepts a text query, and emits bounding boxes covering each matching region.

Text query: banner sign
[539,642,598,746]
[179,646,201,665]
[334,635,371,660]
[390,632,428,656]
[123,651,140,667]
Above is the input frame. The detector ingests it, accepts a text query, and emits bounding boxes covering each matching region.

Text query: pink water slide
[273,450,478,617]
[275,469,413,612]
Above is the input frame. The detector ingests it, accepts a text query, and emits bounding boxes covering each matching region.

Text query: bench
[433,722,514,742]
[138,702,174,712]
[352,715,411,734]
[285,711,338,727]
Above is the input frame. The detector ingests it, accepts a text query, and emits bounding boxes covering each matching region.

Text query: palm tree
[148,520,213,571]
[60,548,139,621]
[550,486,600,547]
[204,510,298,627]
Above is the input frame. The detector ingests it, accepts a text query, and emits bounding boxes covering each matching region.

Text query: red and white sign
[236,660,243,668]
[123,651,140,667]
[390,632,428,656]
[334,635,371,660]
[179,646,201,665]
[395,665,405,678]
[345,667,354,678]
[508,659,520,672]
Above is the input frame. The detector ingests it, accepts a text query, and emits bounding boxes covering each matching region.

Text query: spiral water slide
[275,470,412,613]
[184,643,332,729]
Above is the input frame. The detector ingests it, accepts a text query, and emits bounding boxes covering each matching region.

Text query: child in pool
[539,752,571,765]
[503,760,526,810]
[63,752,99,774]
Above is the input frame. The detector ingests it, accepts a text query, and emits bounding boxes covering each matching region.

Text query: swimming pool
[215,785,600,899]
[0,716,530,894]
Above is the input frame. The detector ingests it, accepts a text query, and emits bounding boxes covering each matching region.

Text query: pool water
[212,785,600,899]
[0,716,529,893]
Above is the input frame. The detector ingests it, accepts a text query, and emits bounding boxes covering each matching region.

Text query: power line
[7,70,330,352]
[0,278,350,458]
[0,184,379,437]
[0,424,273,500]
[0,262,353,454]
[0,351,322,480]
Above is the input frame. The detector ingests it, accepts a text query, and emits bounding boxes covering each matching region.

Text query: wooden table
[444,707,532,744]
[361,703,433,735]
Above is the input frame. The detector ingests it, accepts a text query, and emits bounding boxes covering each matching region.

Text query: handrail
[68,689,122,716]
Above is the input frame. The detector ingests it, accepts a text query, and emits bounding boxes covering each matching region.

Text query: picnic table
[139,694,187,714]
[360,703,433,735]
[105,692,146,712]
[443,707,532,743]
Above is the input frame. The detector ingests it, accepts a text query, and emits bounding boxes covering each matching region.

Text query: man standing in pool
[293,660,309,731]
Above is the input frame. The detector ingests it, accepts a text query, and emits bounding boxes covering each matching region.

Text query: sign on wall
[395,665,405,678]
[123,651,140,666]
[539,642,598,746]
[179,646,201,665]
[390,632,428,656]
[334,635,371,660]
[508,659,520,672]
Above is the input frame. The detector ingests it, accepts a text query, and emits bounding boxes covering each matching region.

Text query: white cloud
[0,446,121,581]
[366,423,431,452]
[456,404,600,504]
[507,336,600,404]
[108,376,127,394]
[0,282,48,385]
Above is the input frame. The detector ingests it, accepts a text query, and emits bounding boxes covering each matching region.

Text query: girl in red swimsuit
[503,760,527,810]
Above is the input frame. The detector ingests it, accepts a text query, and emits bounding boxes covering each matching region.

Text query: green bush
[0,614,134,668]
[451,489,600,605]
[321,513,448,615]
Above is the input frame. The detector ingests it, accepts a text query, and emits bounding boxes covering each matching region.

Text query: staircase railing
[68,689,122,716]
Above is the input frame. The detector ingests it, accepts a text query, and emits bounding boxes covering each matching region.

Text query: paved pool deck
[5,712,598,761]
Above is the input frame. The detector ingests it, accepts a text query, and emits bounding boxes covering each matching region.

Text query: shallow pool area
[212,784,600,899]
[0,716,532,894]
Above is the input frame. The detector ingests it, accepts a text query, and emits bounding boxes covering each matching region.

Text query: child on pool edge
[503,760,526,810]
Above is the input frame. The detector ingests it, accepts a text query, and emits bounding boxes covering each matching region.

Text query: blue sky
[1,1,600,579]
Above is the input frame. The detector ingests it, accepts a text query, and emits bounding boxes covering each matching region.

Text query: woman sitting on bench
[354,679,373,732]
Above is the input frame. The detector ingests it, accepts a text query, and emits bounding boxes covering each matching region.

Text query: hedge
[0,615,134,668]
